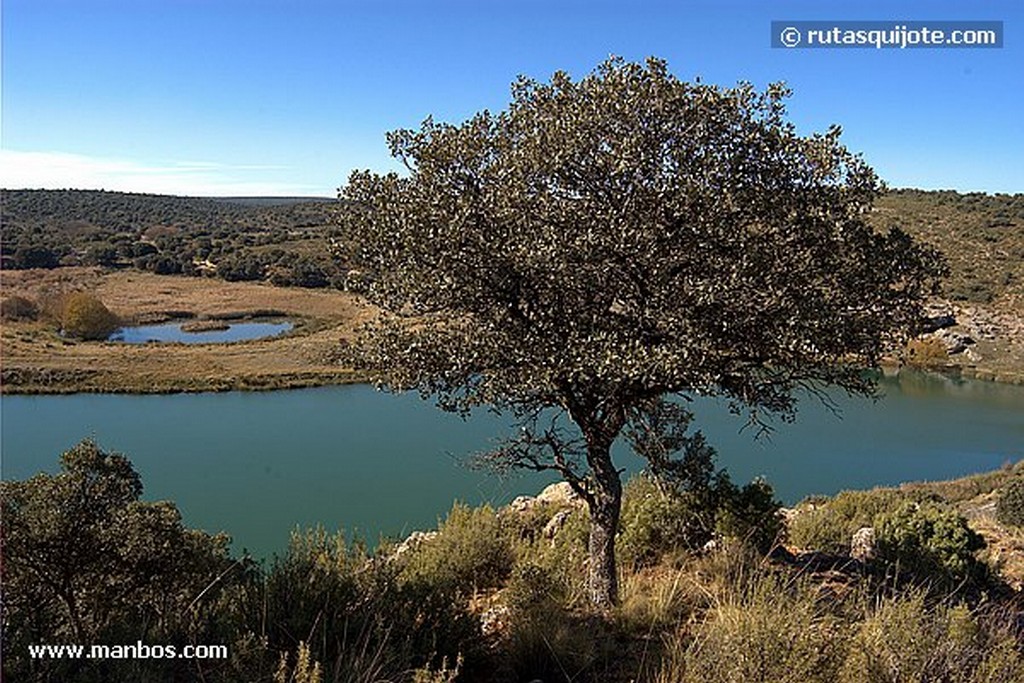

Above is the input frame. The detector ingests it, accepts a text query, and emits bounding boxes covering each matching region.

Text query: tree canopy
[339,57,945,606]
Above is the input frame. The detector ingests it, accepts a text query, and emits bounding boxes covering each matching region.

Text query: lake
[2,372,1022,558]
[109,321,293,344]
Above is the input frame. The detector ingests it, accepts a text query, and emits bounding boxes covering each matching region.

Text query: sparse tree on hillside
[338,57,945,607]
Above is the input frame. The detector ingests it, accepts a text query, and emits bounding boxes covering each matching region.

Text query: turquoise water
[1,372,1022,558]
[109,321,293,344]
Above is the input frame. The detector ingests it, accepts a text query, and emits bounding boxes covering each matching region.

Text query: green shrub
[508,505,591,610]
[996,477,1024,527]
[400,502,512,593]
[619,472,783,568]
[505,562,561,615]
[874,500,987,586]
[715,478,783,554]
[618,474,717,568]
[0,440,238,683]
[61,291,120,340]
[788,488,907,555]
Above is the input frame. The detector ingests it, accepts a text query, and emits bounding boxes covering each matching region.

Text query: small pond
[109,321,293,344]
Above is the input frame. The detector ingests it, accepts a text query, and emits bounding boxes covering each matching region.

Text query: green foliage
[250,525,484,683]
[505,562,560,614]
[10,244,60,268]
[996,477,1024,527]
[875,190,1024,307]
[618,475,715,567]
[0,189,345,288]
[400,502,513,593]
[0,294,39,320]
[875,500,987,585]
[0,440,237,682]
[715,478,783,554]
[658,572,1024,683]
[788,488,907,555]
[341,56,944,607]
[503,503,592,610]
[60,291,120,340]
[618,470,782,569]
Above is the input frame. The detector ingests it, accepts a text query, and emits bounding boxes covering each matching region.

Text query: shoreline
[4,363,1023,397]
[3,269,1023,395]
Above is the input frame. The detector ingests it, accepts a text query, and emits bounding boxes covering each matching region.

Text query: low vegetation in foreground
[4,440,1024,682]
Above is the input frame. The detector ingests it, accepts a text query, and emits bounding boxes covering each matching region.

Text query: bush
[400,502,512,594]
[716,478,783,554]
[61,291,120,340]
[904,337,950,368]
[875,500,987,586]
[254,526,484,683]
[788,488,907,555]
[505,562,561,616]
[0,440,237,682]
[996,477,1024,527]
[618,475,717,568]
[0,294,39,320]
[619,472,783,568]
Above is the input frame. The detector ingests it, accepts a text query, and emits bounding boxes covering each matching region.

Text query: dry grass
[1,268,376,393]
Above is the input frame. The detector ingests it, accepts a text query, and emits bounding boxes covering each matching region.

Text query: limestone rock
[480,604,510,636]
[536,481,584,508]
[508,495,537,513]
[850,527,876,562]
[392,530,438,559]
[543,509,573,539]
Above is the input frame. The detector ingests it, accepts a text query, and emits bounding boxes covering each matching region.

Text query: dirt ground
[1,268,376,393]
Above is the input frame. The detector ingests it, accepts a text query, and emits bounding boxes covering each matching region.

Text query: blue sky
[2,0,1021,196]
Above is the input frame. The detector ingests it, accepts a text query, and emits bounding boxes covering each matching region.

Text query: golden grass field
[3,265,1024,393]
[1,268,375,393]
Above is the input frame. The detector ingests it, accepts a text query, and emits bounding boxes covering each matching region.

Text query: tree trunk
[585,440,623,608]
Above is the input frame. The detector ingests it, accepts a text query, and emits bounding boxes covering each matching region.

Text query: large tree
[338,57,944,607]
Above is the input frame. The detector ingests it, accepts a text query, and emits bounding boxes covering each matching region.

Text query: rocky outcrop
[850,527,876,562]
[390,530,438,559]
[508,481,586,514]
[930,328,975,355]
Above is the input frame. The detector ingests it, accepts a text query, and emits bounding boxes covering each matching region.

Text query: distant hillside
[208,196,336,207]
[872,189,1024,309]
[0,189,351,287]
[2,188,1023,306]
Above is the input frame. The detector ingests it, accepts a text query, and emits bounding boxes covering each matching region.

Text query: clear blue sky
[2,0,1021,196]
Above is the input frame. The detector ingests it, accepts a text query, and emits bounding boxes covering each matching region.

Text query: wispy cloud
[0,150,326,197]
